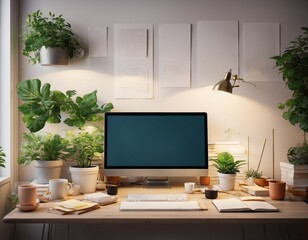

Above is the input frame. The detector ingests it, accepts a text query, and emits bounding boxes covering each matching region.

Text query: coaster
[17,203,39,212]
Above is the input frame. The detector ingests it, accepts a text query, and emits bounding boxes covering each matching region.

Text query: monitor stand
[145,177,170,188]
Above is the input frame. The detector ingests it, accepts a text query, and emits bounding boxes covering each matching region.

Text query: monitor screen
[104,112,208,178]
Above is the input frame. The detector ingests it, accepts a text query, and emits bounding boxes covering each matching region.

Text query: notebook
[212,198,278,212]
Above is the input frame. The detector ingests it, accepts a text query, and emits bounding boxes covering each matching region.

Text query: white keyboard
[127,193,187,202]
[120,201,201,211]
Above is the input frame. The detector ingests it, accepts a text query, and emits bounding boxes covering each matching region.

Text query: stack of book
[280,162,308,196]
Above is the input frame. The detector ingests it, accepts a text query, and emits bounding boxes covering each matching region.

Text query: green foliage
[272,27,308,164]
[211,152,245,174]
[18,132,72,165]
[22,10,80,64]
[17,79,113,132]
[244,168,263,179]
[287,142,308,165]
[0,146,6,168]
[272,27,308,134]
[66,127,104,168]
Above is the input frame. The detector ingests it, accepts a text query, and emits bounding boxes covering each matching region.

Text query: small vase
[269,180,286,200]
[199,176,210,186]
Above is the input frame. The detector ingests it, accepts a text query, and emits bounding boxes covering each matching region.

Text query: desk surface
[3,185,308,224]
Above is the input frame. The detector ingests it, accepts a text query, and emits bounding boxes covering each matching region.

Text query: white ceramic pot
[69,165,99,193]
[34,160,63,184]
[218,172,236,191]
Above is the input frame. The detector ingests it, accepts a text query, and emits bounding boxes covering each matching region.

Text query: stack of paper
[84,192,117,205]
[49,199,100,215]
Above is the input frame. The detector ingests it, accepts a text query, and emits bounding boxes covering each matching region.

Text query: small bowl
[204,189,218,199]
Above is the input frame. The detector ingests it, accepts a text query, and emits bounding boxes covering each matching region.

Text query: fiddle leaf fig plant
[272,27,308,164]
[17,79,113,132]
[0,146,6,168]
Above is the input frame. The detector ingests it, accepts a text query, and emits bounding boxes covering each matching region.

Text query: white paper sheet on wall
[240,22,280,82]
[158,24,191,88]
[196,21,238,86]
[88,27,108,57]
[114,24,153,99]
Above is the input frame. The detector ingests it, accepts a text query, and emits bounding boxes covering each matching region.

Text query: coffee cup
[49,179,72,200]
[106,184,118,195]
[18,184,37,206]
[184,182,195,193]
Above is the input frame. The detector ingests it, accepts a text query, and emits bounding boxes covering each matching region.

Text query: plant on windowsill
[0,146,6,168]
[17,132,72,183]
[66,127,104,193]
[22,10,82,65]
[272,27,308,165]
[211,152,245,191]
[16,78,113,133]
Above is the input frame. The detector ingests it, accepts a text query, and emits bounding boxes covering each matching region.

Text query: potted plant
[272,27,308,166]
[18,132,71,183]
[22,10,82,65]
[17,79,113,132]
[244,168,268,186]
[0,146,6,168]
[211,152,245,191]
[67,127,104,193]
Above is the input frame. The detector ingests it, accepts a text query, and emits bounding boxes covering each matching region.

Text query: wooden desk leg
[41,223,46,240]
[47,223,53,240]
[10,223,16,240]
[241,224,245,240]
[66,224,70,240]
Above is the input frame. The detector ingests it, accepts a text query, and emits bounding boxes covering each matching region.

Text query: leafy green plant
[288,142,308,165]
[0,146,6,168]
[17,79,113,132]
[66,127,104,168]
[244,168,262,179]
[272,27,308,165]
[22,10,80,64]
[211,152,245,174]
[17,132,71,165]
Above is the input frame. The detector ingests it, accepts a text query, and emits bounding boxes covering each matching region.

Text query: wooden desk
[3,185,308,240]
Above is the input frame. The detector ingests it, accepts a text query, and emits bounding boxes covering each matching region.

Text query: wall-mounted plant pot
[40,46,68,65]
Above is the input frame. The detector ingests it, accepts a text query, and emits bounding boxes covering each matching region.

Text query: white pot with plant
[21,10,83,65]
[67,127,103,193]
[211,152,245,191]
[18,132,71,183]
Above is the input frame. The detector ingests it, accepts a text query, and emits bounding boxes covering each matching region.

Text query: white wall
[17,0,308,181]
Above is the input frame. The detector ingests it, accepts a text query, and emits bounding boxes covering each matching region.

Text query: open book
[212,198,278,212]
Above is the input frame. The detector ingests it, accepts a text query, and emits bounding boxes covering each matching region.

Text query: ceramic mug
[184,182,195,193]
[269,180,286,200]
[49,178,72,200]
[18,184,37,206]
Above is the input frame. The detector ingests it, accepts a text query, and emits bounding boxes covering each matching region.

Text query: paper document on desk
[84,192,117,205]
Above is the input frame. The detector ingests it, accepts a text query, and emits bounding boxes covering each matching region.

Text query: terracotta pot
[18,184,37,206]
[106,176,120,185]
[254,178,268,187]
[199,176,210,186]
[269,181,286,200]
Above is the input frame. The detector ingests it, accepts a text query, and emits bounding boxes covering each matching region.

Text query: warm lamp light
[213,69,256,93]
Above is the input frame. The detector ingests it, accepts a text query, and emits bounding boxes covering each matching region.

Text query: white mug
[184,182,195,193]
[49,179,72,200]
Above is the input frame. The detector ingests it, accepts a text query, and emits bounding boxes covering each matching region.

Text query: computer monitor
[104,112,208,182]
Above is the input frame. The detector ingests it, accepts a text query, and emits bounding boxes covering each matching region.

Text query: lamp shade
[212,69,233,93]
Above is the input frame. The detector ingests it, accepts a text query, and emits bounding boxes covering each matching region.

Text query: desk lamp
[213,69,256,93]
